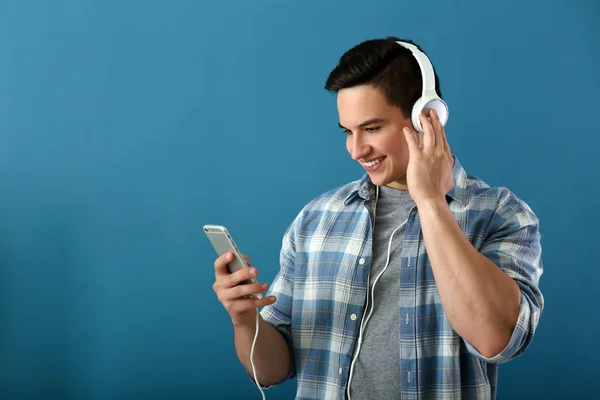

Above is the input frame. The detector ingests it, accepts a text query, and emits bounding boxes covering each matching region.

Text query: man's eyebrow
[338,118,386,130]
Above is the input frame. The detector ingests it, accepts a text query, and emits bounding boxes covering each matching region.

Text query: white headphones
[396,41,449,133]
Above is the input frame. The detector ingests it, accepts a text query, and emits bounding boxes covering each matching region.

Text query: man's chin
[368,171,408,190]
[367,172,389,186]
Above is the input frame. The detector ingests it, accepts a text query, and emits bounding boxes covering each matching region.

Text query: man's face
[337,85,414,190]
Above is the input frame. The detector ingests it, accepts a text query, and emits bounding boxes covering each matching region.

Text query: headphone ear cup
[411,96,448,133]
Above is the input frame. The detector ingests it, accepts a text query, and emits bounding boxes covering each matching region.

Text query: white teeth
[364,157,383,167]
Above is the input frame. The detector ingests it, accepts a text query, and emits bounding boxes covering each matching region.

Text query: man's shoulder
[303,178,364,212]
[285,178,365,231]
[280,178,365,244]
[458,168,538,223]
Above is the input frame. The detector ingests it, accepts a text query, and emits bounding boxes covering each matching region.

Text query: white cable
[250,310,266,400]
[347,187,413,400]
[363,219,407,333]
[347,220,406,400]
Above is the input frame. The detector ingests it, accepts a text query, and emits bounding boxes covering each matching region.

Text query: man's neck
[384,180,409,191]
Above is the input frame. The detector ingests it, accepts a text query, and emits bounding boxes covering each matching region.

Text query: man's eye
[366,126,380,133]
[342,129,352,135]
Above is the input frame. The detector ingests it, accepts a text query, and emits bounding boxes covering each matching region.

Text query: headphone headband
[395,40,448,132]
[395,41,436,94]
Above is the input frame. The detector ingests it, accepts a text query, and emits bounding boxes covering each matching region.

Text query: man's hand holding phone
[213,252,277,326]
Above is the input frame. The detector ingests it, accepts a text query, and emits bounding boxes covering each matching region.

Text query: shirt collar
[343,173,377,205]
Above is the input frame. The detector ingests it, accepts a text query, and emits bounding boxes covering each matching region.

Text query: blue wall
[1,0,598,398]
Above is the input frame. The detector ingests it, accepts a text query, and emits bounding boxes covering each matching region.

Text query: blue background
[1,0,599,398]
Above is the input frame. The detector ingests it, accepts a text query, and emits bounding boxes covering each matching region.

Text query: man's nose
[350,134,370,160]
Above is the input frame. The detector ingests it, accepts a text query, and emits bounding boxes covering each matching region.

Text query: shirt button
[359,258,366,265]
[350,314,357,321]
[339,367,343,375]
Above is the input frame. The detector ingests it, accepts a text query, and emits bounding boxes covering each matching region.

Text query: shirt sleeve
[246,217,298,388]
[464,191,545,364]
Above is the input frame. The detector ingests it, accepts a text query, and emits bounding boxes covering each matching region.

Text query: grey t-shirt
[348,185,415,399]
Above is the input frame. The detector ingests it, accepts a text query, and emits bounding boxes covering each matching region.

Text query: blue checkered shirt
[260,157,544,399]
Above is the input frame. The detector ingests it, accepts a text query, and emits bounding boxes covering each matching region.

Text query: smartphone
[204,224,263,299]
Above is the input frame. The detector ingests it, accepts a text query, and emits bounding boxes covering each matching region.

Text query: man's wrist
[232,309,260,329]
[414,196,448,215]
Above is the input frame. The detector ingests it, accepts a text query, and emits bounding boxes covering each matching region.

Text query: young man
[212,37,544,399]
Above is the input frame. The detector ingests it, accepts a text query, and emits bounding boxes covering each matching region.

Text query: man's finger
[224,282,270,301]
[232,296,278,313]
[225,266,258,288]
[419,112,435,150]
[431,109,444,151]
[441,125,451,155]
[214,252,234,278]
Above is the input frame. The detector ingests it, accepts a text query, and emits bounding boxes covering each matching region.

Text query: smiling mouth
[363,156,385,167]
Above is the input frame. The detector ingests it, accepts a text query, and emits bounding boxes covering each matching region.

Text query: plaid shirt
[260,157,544,400]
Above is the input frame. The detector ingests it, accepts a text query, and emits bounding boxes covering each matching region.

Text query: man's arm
[417,198,521,358]
[236,217,299,386]
[234,310,292,386]
[212,252,292,387]
[403,110,542,360]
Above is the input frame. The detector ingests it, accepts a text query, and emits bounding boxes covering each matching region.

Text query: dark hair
[324,36,442,118]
